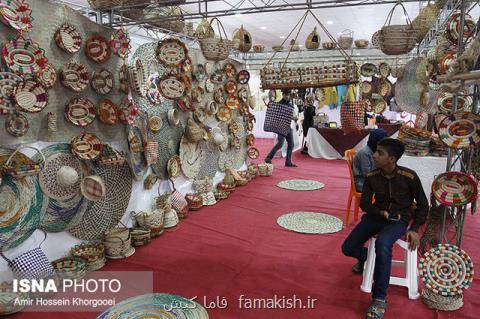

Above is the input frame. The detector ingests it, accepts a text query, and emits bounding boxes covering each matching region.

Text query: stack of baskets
[398,125,432,156]
[185,194,203,210]
[71,242,106,271]
[103,227,132,259]
[131,228,151,247]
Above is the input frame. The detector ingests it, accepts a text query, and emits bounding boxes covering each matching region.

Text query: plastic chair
[360,237,420,300]
[345,149,361,225]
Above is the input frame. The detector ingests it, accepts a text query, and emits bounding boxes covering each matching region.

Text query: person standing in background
[301,93,316,154]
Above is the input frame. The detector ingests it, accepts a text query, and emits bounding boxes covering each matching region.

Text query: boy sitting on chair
[341,138,428,319]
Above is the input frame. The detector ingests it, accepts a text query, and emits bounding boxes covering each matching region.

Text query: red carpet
[14,138,479,319]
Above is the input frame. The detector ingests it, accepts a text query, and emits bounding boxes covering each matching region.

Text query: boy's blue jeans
[266,128,294,165]
[341,214,408,300]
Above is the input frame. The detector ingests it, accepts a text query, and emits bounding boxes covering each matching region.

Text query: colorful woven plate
[216,106,231,122]
[277,212,342,234]
[37,63,57,89]
[71,132,103,160]
[360,63,377,77]
[378,62,391,78]
[13,80,48,113]
[156,38,188,68]
[205,78,214,93]
[167,155,181,178]
[226,95,240,110]
[98,99,119,125]
[118,98,139,125]
[97,293,209,319]
[361,81,372,95]
[192,86,205,103]
[183,56,193,73]
[437,91,473,114]
[214,87,225,104]
[432,171,477,206]
[159,74,186,100]
[61,60,91,92]
[225,79,237,94]
[110,28,131,59]
[419,244,474,296]
[65,97,96,127]
[277,179,325,191]
[238,87,248,102]
[146,73,162,104]
[148,115,163,133]
[0,72,22,114]
[0,0,33,32]
[85,35,111,64]
[54,24,82,53]
[2,36,47,75]
[210,70,226,84]
[247,147,259,159]
[224,62,236,78]
[5,112,29,137]
[438,112,480,149]
[91,68,114,95]
[237,70,250,84]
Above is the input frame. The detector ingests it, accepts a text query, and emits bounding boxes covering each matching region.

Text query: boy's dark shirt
[360,165,428,232]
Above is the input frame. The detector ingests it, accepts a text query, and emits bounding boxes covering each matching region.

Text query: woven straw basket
[338,30,354,49]
[379,2,418,55]
[200,18,233,61]
[233,25,252,53]
[411,2,440,43]
[306,27,320,50]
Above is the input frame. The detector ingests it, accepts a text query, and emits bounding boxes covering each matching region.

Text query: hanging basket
[195,18,215,39]
[200,18,233,61]
[379,2,418,55]
[233,24,252,53]
[306,27,320,50]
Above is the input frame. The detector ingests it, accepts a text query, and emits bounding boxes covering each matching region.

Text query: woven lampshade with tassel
[233,25,252,53]
[305,27,320,50]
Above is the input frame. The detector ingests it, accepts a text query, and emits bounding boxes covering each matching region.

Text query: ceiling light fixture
[327,21,333,25]
[279,36,285,39]
[261,26,267,30]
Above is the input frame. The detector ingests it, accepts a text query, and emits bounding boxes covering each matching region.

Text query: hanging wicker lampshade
[195,18,215,39]
[305,27,320,50]
[233,25,252,53]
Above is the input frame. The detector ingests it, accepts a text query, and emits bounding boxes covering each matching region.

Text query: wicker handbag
[200,18,233,61]
[379,2,418,55]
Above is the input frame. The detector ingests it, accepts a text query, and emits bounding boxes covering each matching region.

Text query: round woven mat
[218,117,247,171]
[197,139,220,180]
[432,171,477,207]
[68,162,132,240]
[277,179,325,191]
[33,143,89,233]
[419,244,474,296]
[395,57,424,114]
[0,149,48,250]
[277,212,342,234]
[438,112,480,149]
[97,293,209,319]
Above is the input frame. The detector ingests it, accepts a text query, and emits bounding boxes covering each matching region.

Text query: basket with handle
[2,145,45,179]
[200,18,233,61]
[379,2,418,55]
[169,179,188,219]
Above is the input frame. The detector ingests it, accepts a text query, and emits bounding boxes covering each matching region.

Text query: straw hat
[57,166,79,187]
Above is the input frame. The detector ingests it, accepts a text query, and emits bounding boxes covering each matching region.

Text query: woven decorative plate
[2,36,47,75]
[214,87,225,104]
[0,164,47,250]
[118,98,139,125]
[146,73,162,104]
[378,62,391,78]
[206,100,218,115]
[176,95,194,112]
[5,112,29,137]
[192,86,205,103]
[167,155,181,178]
[85,35,111,64]
[183,56,193,73]
[148,115,163,133]
[60,60,91,92]
[247,147,259,159]
[237,87,248,102]
[0,0,33,32]
[277,179,325,191]
[432,171,477,206]
[361,81,372,95]
[205,78,214,93]
[156,38,188,67]
[226,95,240,110]
[371,31,380,49]
[159,74,186,100]
[97,293,209,319]
[225,80,237,94]
[0,72,22,114]
[69,162,132,240]
[224,62,236,78]
[37,63,57,89]
[217,106,232,122]
[110,28,131,59]
[119,64,129,94]
[98,99,119,125]
[360,63,377,77]
[246,133,255,146]
[71,132,103,160]
[438,112,480,149]
[237,70,250,84]
[437,91,472,114]
[91,68,114,95]
[65,97,96,127]
[54,24,82,53]
[277,212,342,234]
[374,98,387,114]
[210,70,226,84]
[419,244,474,296]
[13,80,48,113]
[379,80,392,98]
